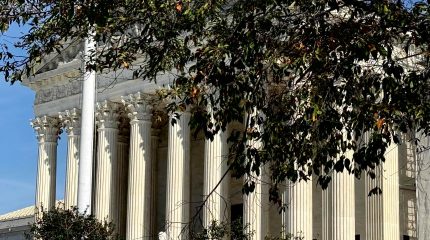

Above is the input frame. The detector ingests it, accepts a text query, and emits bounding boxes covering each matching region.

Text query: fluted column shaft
[126,120,152,238]
[365,142,401,240]
[382,143,400,240]
[94,101,119,224]
[282,179,313,239]
[150,129,160,238]
[363,131,384,240]
[322,171,355,240]
[365,166,383,240]
[243,111,269,240]
[124,93,153,240]
[65,134,80,208]
[166,111,191,240]
[365,141,400,240]
[117,118,130,238]
[32,116,60,213]
[60,109,81,209]
[203,130,230,227]
[243,166,269,240]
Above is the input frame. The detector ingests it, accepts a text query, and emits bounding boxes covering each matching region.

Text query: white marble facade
[25,43,424,240]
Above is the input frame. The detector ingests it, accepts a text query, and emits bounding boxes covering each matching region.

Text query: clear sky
[0,25,67,215]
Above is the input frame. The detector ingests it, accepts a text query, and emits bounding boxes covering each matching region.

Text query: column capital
[118,114,130,143]
[59,108,81,136]
[96,100,120,129]
[122,92,153,122]
[31,116,61,143]
[152,110,168,130]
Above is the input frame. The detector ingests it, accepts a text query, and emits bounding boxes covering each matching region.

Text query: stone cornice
[31,116,61,143]
[29,70,174,116]
[31,67,140,106]
[29,39,83,78]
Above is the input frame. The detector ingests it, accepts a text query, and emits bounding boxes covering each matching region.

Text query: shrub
[28,207,117,240]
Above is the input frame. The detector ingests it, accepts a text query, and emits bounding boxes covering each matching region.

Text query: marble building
[0,39,428,240]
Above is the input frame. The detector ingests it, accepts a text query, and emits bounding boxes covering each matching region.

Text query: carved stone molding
[59,108,81,136]
[34,71,131,105]
[96,100,121,129]
[31,116,61,143]
[35,80,82,105]
[122,92,153,122]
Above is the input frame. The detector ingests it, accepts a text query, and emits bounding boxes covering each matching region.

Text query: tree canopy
[1,0,430,200]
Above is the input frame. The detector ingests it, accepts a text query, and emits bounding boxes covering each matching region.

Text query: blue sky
[0,25,67,215]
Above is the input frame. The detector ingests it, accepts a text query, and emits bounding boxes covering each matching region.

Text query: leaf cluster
[1,0,430,200]
[28,207,117,240]
[191,219,252,240]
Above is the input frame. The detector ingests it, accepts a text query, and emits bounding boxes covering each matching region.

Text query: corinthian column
[381,143,400,240]
[282,179,313,239]
[150,111,167,238]
[59,109,81,209]
[243,166,269,240]
[166,111,191,240]
[31,116,61,213]
[365,165,383,240]
[243,110,269,240]
[94,101,120,224]
[116,114,130,238]
[322,170,355,240]
[123,93,153,240]
[364,139,400,240]
[203,129,230,228]
[362,131,384,240]
[150,128,160,238]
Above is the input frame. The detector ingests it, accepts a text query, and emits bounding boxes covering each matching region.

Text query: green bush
[192,218,252,240]
[28,207,117,240]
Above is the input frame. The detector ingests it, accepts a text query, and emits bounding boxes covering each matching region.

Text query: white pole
[77,32,96,214]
